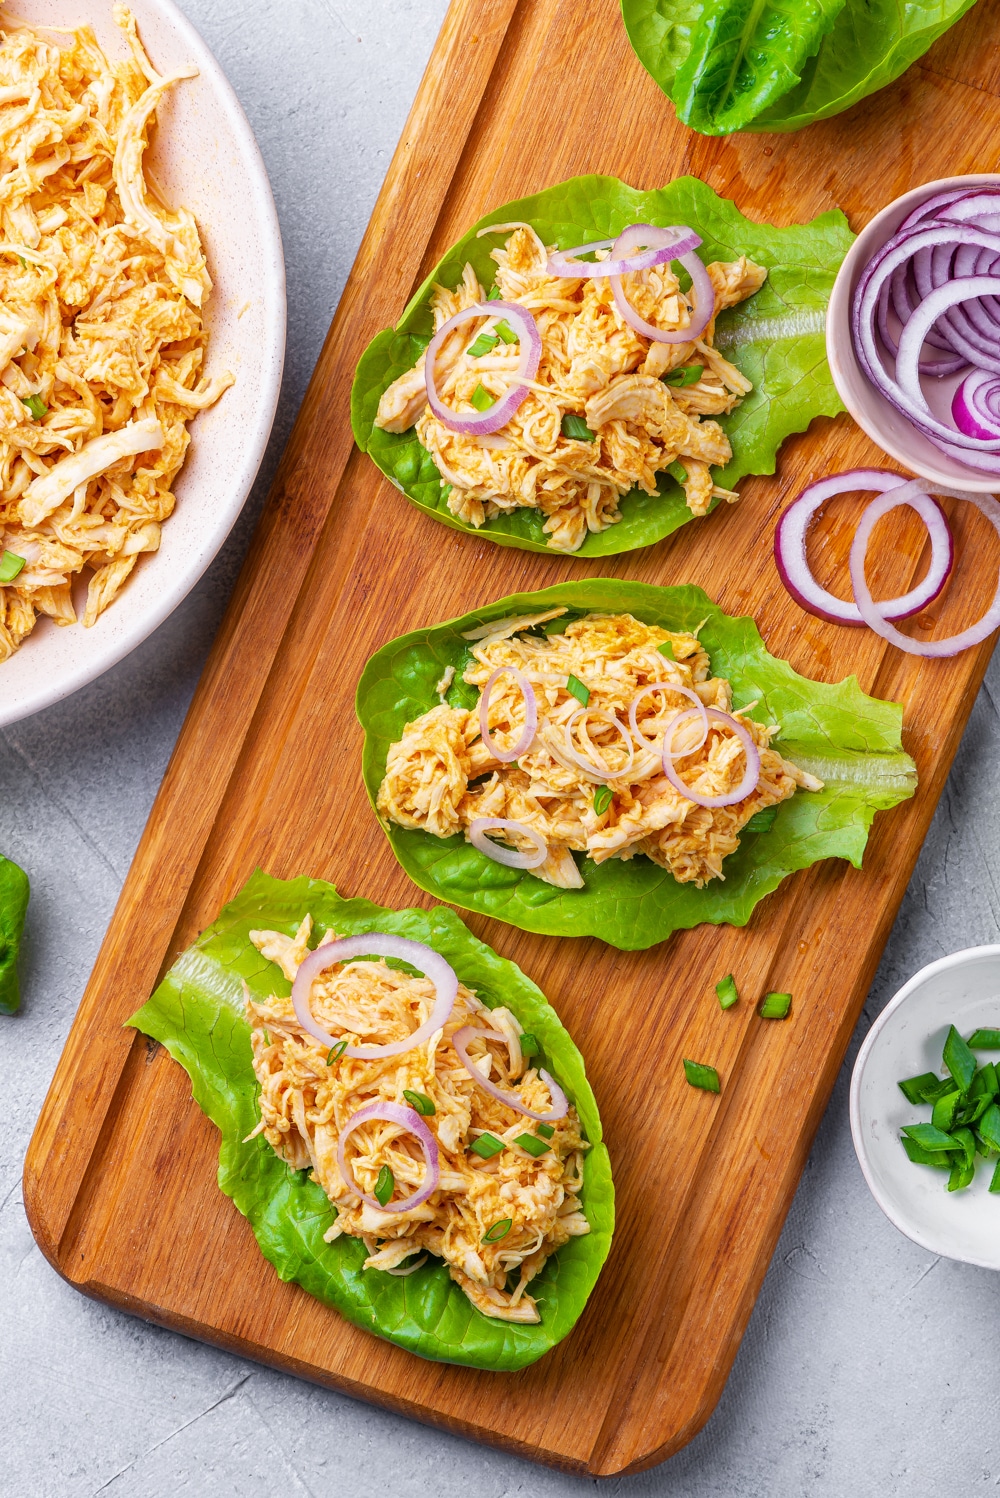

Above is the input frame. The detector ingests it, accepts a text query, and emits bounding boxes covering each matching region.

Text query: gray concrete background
[2,2,999,1494]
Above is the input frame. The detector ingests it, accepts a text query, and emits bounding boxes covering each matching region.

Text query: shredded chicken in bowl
[375,223,764,552]
[378,609,823,889]
[0,5,233,661]
[246,915,590,1324]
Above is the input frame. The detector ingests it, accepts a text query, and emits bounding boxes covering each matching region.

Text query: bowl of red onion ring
[827,174,1000,492]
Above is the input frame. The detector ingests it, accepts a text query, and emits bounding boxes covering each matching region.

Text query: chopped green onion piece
[519,1032,539,1057]
[560,413,597,442]
[973,1061,999,1097]
[683,1058,720,1093]
[487,284,502,300]
[657,640,676,660]
[21,394,46,420]
[957,1093,994,1127]
[664,364,704,388]
[326,1039,348,1065]
[901,1123,960,1151]
[0,550,26,584]
[374,1166,394,1206]
[467,332,498,358]
[948,1157,976,1191]
[566,673,590,706]
[979,1102,1000,1152]
[470,1132,505,1160]
[991,1158,1000,1193]
[482,1217,513,1243]
[470,383,495,412]
[716,974,738,1011]
[952,1126,977,1170]
[969,1028,1000,1049]
[931,1089,962,1132]
[536,1122,555,1139]
[923,1075,961,1104]
[15,254,26,269]
[515,1132,549,1157]
[897,1071,945,1105]
[900,1136,953,1168]
[494,318,518,345]
[943,1024,977,1093]
[403,1089,436,1116]
[593,785,613,816]
[760,991,792,1020]
[742,806,778,835]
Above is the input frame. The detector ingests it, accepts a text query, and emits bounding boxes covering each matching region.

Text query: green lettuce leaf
[351,175,851,557]
[621,0,980,135]
[128,869,613,1371]
[0,853,29,1016]
[356,580,916,950]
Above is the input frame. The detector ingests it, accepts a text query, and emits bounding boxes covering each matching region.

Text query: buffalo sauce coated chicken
[375,224,765,552]
[0,7,232,660]
[245,916,590,1324]
[378,610,823,889]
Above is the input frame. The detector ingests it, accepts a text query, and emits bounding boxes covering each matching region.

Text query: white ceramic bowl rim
[0,0,286,727]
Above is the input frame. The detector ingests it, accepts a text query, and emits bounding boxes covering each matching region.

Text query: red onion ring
[424,301,540,436]
[337,1102,440,1213]
[562,707,636,780]
[894,277,1000,458]
[953,369,1000,441]
[469,817,548,870]
[545,222,700,279]
[661,707,761,809]
[609,224,714,344]
[628,681,709,754]
[774,471,954,626]
[478,667,537,763]
[849,487,1000,657]
[291,934,457,1057]
[452,1025,569,1122]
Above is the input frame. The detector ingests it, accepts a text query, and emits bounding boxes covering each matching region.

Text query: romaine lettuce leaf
[0,853,29,1015]
[356,580,916,950]
[621,0,980,135]
[128,870,614,1371]
[351,175,851,557]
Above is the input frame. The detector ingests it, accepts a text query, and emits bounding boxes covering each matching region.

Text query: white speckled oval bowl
[0,0,285,727]
[851,944,1000,1269]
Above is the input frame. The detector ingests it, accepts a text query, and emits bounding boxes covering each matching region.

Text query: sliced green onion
[657,640,676,660]
[515,1133,549,1157]
[958,1092,994,1127]
[971,1061,999,1097]
[943,1024,977,1092]
[949,1157,976,1191]
[403,1089,435,1116]
[931,1089,962,1132]
[664,364,704,388]
[742,806,778,835]
[467,332,499,358]
[326,1039,348,1065]
[494,319,518,345]
[0,550,26,584]
[482,1217,512,1243]
[487,284,502,300]
[15,254,26,269]
[952,1126,977,1170]
[923,1075,961,1104]
[536,1122,554,1139]
[979,1102,1000,1152]
[470,383,495,412]
[593,785,613,816]
[21,394,46,420]
[716,974,738,1011]
[760,991,792,1020]
[470,1132,505,1160]
[900,1136,953,1168]
[897,1071,945,1105]
[991,1158,1000,1193]
[901,1123,959,1151]
[519,1032,539,1057]
[560,413,597,442]
[374,1166,394,1206]
[683,1058,720,1093]
[566,673,590,706]
[969,1027,1000,1049]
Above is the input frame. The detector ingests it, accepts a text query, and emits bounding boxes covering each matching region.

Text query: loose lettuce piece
[128,869,613,1371]
[351,175,851,557]
[621,0,979,136]
[356,580,916,950]
[0,853,29,1015]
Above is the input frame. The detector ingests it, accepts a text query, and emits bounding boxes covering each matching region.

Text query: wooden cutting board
[23,0,1000,1476]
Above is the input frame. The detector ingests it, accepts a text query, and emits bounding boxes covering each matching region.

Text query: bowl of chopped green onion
[851,945,1000,1268]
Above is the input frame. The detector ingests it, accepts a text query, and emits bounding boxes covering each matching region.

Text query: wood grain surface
[23,0,1000,1475]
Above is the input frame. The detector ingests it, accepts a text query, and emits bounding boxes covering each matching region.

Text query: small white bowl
[851,944,1000,1268]
[0,0,285,727]
[826,174,1000,495]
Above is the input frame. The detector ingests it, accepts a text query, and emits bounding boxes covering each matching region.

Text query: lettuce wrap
[351,174,851,557]
[128,870,614,1371]
[356,580,917,949]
